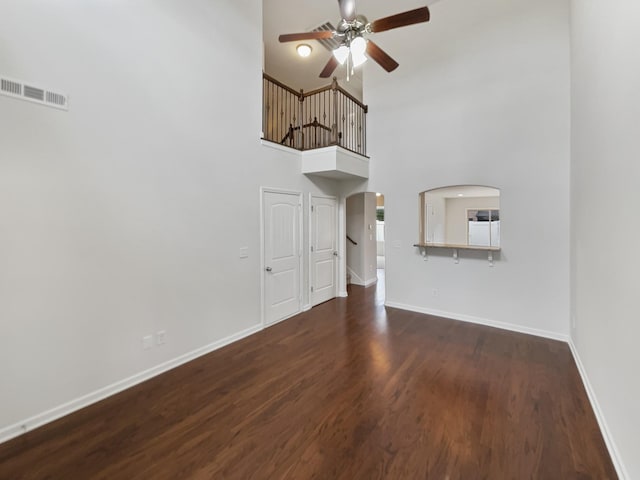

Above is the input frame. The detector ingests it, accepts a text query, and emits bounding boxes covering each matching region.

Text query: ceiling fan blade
[279,31,334,43]
[338,0,356,21]
[366,41,399,72]
[369,7,430,33]
[319,56,340,78]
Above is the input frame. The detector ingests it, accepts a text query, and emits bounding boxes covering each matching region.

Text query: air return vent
[313,22,342,51]
[0,75,68,111]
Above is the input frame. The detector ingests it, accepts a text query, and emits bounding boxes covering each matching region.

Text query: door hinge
[311,205,314,212]
[311,286,314,292]
[311,245,314,252]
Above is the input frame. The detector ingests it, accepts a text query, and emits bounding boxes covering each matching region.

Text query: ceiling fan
[278,0,430,79]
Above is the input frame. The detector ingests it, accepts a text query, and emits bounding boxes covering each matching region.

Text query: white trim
[337,196,347,298]
[0,323,262,445]
[363,277,378,287]
[383,301,570,342]
[302,303,312,312]
[568,340,629,480]
[346,266,378,288]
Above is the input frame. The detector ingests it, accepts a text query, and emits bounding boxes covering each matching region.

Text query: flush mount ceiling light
[296,44,312,57]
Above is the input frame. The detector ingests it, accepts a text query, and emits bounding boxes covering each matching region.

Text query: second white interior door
[310,195,337,307]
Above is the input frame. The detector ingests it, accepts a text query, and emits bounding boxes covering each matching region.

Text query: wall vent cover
[313,22,341,52]
[0,75,68,111]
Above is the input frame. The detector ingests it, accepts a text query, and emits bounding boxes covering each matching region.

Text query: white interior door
[263,190,302,325]
[311,195,337,306]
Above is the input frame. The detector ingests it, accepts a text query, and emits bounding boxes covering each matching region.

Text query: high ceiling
[263,0,440,101]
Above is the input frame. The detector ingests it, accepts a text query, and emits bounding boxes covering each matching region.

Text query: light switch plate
[239,247,249,258]
[142,335,153,350]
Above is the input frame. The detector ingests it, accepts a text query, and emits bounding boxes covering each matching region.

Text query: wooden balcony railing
[262,73,368,157]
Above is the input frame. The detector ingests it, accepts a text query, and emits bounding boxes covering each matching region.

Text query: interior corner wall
[364,0,571,337]
[0,0,338,439]
[346,194,365,283]
[362,192,378,284]
[570,0,640,477]
[346,192,378,286]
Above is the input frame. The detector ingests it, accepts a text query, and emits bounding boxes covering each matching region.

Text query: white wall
[345,192,377,285]
[362,192,378,284]
[346,194,365,282]
[363,0,571,337]
[570,0,640,477]
[0,0,337,438]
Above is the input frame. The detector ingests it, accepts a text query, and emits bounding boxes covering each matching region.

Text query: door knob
[265,267,272,272]
[333,251,338,256]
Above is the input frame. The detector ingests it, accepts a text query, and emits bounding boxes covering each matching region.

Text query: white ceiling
[263,0,440,101]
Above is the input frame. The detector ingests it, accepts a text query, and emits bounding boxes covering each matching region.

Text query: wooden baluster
[331,77,338,146]
[298,89,304,150]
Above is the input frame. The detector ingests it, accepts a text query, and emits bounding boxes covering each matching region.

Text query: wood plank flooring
[0,278,617,479]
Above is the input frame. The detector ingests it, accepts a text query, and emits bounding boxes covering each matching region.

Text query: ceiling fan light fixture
[352,50,367,67]
[296,44,312,57]
[350,36,367,55]
[333,45,350,65]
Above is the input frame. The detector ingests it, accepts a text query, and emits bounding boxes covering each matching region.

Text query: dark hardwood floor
[0,274,616,479]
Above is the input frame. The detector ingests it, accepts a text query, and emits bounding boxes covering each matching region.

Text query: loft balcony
[262,74,369,180]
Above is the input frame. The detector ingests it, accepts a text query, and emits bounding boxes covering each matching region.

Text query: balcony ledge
[301,145,369,180]
[261,140,369,181]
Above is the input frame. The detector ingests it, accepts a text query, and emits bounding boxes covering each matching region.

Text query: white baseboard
[384,301,569,343]
[0,323,263,445]
[338,290,348,297]
[568,340,628,480]
[346,267,366,286]
[302,303,312,312]
[348,271,377,287]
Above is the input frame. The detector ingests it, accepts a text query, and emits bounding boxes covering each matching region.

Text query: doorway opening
[345,192,385,291]
[376,193,385,273]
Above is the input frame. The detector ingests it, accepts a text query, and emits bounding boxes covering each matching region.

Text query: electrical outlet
[142,335,153,350]
[239,247,248,258]
[156,330,166,346]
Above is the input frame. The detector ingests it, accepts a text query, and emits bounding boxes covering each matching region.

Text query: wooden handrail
[303,84,333,97]
[263,73,368,111]
[334,85,368,112]
[263,73,301,97]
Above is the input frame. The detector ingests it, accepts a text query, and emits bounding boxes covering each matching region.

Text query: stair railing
[262,73,367,156]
